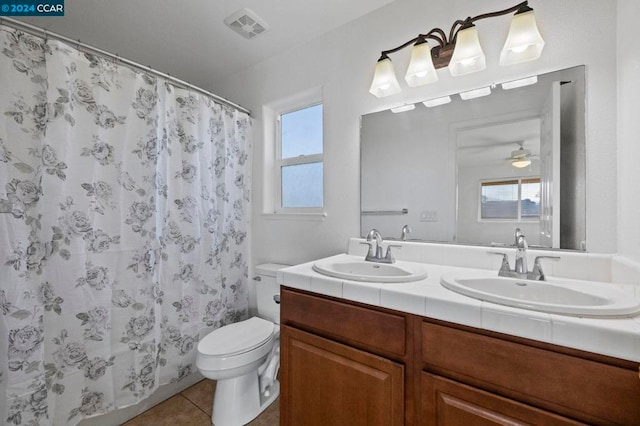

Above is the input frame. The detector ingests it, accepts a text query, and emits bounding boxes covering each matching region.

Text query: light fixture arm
[377,1,531,67]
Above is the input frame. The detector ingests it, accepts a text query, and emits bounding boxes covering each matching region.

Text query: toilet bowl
[196,263,287,426]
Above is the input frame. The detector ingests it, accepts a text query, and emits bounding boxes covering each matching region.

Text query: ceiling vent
[224,8,270,40]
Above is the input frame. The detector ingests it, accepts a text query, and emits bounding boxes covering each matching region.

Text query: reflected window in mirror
[480,178,540,221]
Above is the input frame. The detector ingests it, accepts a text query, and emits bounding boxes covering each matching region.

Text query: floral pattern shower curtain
[0,26,251,425]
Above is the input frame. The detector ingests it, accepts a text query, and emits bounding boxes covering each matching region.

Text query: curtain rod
[0,17,251,116]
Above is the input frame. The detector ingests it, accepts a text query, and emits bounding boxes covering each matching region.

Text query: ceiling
[17,0,393,90]
[457,118,541,168]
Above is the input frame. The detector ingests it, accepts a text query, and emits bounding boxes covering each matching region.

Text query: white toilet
[196,263,287,426]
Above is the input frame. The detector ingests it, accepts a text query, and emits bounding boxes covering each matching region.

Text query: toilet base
[212,371,280,426]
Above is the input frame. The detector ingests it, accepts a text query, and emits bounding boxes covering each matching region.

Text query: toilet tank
[254,263,288,325]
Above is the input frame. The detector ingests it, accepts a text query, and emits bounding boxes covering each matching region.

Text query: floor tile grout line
[179,389,212,418]
[123,394,201,424]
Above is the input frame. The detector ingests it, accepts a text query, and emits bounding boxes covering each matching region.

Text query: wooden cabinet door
[281,325,404,426]
[421,373,585,426]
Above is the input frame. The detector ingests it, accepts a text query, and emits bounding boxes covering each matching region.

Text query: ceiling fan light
[500,10,545,66]
[449,25,486,76]
[405,40,438,87]
[512,158,532,168]
[369,57,402,98]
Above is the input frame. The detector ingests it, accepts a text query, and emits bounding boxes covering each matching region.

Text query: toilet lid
[198,317,274,357]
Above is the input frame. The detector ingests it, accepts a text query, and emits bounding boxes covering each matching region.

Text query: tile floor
[123,379,279,426]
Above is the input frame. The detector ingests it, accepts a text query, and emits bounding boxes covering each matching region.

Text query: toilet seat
[198,317,275,357]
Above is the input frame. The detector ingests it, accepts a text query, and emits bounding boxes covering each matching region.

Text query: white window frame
[477,177,541,222]
[261,86,326,220]
[274,103,324,214]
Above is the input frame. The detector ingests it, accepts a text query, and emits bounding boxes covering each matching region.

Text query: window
[276,103,323,210]
[480,177,540,221]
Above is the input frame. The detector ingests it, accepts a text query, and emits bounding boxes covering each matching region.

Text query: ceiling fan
[506,141,536,168]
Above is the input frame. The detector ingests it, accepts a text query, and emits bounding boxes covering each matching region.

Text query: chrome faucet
[401,224,411,241]
[489,228,560,280]
[361,229,401,263]
[365,228,383,259]
[515,233,528,274]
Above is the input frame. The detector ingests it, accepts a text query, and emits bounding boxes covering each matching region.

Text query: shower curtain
[0,26,251,425]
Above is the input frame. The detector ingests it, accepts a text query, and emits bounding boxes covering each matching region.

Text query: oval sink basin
[441,271,640,317]
[313,255,428,283]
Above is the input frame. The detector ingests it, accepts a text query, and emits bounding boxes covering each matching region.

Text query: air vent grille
[224,8,270,39]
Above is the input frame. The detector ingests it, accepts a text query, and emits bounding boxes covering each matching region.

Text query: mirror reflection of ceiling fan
[507,141,537,168]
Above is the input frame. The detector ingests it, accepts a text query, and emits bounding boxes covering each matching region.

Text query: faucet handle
[384,244,402,263]
[360,241,376,258]
[531,255,561,280]
[487,251,511,273]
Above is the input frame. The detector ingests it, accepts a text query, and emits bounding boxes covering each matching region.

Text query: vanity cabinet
[421,373,583,425]
[281,287,640,425]
[421,321,640,425]
[281,326,404,426]
[280,288,413,426]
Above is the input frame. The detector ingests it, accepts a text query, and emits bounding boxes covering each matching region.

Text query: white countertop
[278,253,640,363]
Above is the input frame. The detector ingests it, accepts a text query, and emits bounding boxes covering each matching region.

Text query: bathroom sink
[312,255,428,283]
[440,271,640,317]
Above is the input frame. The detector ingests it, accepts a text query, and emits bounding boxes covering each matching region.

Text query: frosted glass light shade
[404,41,438,87]
[500,10,545,66]
[449,26,486,76]
[512,158,531,168]
[369,57,401,98]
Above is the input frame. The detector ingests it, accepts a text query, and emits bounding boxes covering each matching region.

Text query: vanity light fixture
[422,96,451,107]
[459,86,491,100]
[390,104,416,113]
[502,75,538,90]
[369,1,544,98]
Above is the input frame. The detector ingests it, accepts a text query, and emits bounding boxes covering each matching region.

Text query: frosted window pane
[481,182,518,219]
[282,162,323,208]
[521,181,541,218]
[281,104,323,158]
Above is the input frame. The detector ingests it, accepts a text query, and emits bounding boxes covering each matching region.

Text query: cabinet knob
[253,276,262,281]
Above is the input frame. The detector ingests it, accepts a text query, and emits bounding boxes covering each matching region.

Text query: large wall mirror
[361,66,586,250]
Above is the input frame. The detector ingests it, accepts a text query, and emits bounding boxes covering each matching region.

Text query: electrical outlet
[419,210,438,222]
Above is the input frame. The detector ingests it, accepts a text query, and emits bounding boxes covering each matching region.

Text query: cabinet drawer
[422,373,585,425]
[281,288,407,357]
[421,321,640,425]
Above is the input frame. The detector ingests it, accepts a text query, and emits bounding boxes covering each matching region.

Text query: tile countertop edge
[278,258,640,363]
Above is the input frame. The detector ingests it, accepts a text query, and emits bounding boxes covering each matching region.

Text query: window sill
[261,212,327,222]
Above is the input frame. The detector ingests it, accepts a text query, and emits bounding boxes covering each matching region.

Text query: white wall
[617,0,640,263]
[213,0,618,267]
[360,107,455,243]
